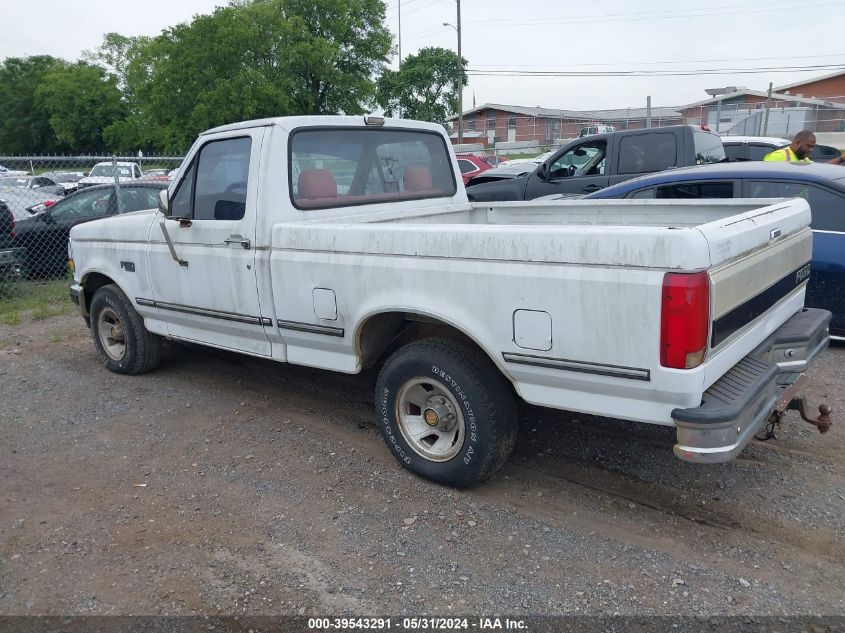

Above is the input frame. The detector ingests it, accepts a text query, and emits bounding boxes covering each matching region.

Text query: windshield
[90,164,133,177]
[0,177,27,188]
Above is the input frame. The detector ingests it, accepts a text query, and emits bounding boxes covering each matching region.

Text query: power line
[386,0,447,15]
[466,0,799,24]
[466,0,840,26]
[466,63,845,78]
[469,53,845,69]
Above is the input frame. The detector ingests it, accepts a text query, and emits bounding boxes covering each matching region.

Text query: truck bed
[277,198,808,271]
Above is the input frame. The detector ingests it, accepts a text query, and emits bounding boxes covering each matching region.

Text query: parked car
[482,155,509,167]
[68,115,829,487]
[466,125,725,201]
[141,169,172,182]
[0,188,62,221]
[722,136,842,163]
[467,150,559,184]
[0,163,27,177]
[77,161,143,189]
[0,201,18,281]
[583,161,845,339]
[0,175,63,196]
[14,182,167,278]
[455,154,494,184]
[41,171,86,195]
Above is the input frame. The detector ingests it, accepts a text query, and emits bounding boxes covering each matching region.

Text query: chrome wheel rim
[97,307,126,361]
[396,377,465,462]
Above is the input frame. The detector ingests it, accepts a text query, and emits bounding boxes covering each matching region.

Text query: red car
[455,155,494,185]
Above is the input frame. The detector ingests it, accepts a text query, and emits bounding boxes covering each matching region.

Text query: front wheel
[90,283,162,375]
[375,338,518,487]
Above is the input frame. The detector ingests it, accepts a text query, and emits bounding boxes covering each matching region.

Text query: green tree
[83,32,148,90]
[376,47,466,124]
[120,0,392,153]
[35,63,126,152]
[0,55,66,153]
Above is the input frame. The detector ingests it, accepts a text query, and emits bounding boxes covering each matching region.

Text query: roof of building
[776,70,845,92]
[445,103,682,122]
[679,89,845,109]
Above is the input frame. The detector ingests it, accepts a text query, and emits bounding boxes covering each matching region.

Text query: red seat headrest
[404,165,433,192]
[298,169,337,199]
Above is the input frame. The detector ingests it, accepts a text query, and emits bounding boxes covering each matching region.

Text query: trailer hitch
[787,396,833,434]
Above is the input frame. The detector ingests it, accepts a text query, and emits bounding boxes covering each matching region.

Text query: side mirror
[157,188,169,215]
[536,163,549,181]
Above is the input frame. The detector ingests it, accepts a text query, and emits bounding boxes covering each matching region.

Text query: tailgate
[697,198,813,349]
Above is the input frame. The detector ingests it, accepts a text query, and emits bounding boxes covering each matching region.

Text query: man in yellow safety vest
[763,130,845,164]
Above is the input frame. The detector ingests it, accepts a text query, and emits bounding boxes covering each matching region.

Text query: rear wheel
[375,338,518,487]
[90,284,162,375]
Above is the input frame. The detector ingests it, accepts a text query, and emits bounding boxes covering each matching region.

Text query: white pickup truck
[68,116,832,487]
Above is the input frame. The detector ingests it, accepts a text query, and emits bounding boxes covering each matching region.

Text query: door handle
[583,184,602,192]
[224,236,251,249]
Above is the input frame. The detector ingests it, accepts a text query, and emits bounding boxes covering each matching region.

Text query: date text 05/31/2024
[307,617,528,630]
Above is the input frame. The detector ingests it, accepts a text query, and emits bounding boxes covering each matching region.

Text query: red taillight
[44,200,56,208]
[660,272,710,369]
[700,125,711,131]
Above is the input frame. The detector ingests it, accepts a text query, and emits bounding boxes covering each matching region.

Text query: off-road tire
[375,337,518,488]
[90,283,162,375]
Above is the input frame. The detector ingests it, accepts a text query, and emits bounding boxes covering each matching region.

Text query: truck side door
[146,130,271,356]
[524,138,610,198]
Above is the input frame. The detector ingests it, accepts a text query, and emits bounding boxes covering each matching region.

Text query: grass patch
[0,311,20,326]
[0,278,73,325]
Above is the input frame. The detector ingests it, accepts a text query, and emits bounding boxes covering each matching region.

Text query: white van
[579,125,615,137]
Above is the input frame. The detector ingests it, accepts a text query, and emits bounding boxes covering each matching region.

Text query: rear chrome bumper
[672,308,831,463]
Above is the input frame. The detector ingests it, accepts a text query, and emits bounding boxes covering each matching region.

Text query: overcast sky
[2,0,844,111]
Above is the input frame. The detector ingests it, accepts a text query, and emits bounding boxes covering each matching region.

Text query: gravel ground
[1,314,843,617]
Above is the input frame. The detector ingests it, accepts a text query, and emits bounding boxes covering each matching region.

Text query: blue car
[584,161,845,339]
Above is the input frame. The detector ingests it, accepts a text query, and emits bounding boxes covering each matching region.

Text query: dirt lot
[1,314,844,617]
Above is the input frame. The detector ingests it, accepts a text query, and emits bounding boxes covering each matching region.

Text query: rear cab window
[617,133,678,174]
[289,128,457,209]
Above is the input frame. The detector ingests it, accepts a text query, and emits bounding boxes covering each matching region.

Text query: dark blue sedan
[584,161,845,339]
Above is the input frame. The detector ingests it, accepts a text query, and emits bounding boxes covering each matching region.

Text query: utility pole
[444,3,464,143]
[457,0,463,143]
[397,0,402,118]
[646,96,652,128]
[763,82,773,136]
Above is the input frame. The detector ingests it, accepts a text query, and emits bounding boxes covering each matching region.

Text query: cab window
[170,137,251,221]
[548,141,606,179]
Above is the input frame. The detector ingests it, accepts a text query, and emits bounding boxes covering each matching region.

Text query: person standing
[763,130,845,164]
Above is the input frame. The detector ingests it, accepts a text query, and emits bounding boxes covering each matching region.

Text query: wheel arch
[354,308,515,387]
[78,271,118,318]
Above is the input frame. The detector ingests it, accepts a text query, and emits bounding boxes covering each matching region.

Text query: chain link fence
[0,155,183,322]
